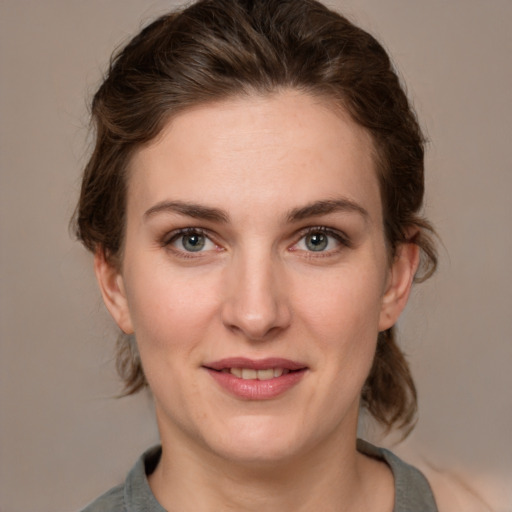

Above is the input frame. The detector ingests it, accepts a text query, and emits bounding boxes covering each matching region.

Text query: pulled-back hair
[74,0,437,434]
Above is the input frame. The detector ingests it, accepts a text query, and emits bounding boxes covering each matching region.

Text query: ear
[93,249,134,335]
[378,241,420,331]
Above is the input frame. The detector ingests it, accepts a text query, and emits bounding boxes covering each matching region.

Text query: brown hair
[74,0,437,434]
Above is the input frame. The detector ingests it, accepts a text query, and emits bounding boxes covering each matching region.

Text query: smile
[221,368,290,380]
[204,358,308,399]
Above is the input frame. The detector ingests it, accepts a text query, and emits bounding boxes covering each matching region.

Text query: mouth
[204,357,307,376]
[203,358,308,399]
[219,367,293,380]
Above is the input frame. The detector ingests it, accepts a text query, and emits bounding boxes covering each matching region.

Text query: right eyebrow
[143,200,230,223]
[286,198,369,223]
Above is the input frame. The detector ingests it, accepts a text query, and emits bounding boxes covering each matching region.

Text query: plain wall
[0,1,510,511]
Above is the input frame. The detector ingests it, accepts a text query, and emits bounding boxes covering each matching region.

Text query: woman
[75,0,439,510]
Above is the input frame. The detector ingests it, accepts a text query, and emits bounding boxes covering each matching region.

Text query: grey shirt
[81,440,438,512]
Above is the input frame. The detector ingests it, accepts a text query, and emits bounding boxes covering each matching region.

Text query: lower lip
[205,369,307,400]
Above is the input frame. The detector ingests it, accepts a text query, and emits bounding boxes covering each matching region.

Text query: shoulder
[80,445,164,512]
[385,443,496,512]
[358,439,438,511]
[80,483,125,512]
[417,466,495,512]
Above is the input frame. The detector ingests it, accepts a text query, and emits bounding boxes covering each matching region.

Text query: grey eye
[181,233,206,252]
[305,232,329,251]
[168,229,217,254]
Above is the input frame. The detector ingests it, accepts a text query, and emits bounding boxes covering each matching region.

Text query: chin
[196,400,360,469]
[201,415,311,465]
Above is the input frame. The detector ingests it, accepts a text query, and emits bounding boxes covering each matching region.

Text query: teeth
[241,368,257,380]
[230,368,243,378]
[228,368,290,380]
[257,369,274,380]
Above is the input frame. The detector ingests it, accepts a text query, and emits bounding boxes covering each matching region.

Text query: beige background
[0,1,511,511]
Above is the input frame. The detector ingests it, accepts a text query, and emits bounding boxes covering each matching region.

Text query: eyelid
[162,227,222,255]
[290,226,352,252]
[163,226,207,244]
[160,225,351,256]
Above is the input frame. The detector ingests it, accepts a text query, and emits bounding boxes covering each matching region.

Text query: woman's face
[96,90,416,464]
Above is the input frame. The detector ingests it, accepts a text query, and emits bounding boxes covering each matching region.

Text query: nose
[220,250,291,341]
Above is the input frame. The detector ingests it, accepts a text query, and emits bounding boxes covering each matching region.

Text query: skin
[95,90,419,511]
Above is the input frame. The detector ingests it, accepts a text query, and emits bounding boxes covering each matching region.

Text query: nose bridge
[221,242,290,340]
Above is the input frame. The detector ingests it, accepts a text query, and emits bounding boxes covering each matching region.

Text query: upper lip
[204,357,307,371]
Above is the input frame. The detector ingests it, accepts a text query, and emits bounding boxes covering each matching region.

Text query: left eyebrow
[286,198,369,223]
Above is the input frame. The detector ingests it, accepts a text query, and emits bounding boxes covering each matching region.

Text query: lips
[203,357,308,400]
[205,357,306,372]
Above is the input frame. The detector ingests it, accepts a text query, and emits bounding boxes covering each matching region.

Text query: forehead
[127,90,381,223]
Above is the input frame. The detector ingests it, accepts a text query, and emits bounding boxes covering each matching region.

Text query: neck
[149,424,393,512]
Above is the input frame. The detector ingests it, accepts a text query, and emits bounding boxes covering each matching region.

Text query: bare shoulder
[413,461,512,512]
[422,466,492,512]
[385,443,510,512]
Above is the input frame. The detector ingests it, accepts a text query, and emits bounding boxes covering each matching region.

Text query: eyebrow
[143,197,368,224]
[144,200,230,223]
[286,198,369,223]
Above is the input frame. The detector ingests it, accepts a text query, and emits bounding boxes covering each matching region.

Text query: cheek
[122,263,224,411]
[291,262,386,391]
[122,259,222,353]
[294,264,385,337]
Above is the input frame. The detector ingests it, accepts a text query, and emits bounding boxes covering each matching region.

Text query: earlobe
[378,242,420,332]
[93,249,134,334]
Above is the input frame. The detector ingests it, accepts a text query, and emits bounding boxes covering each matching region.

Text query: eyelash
[162,227,221,258]
[161,226,351,258]
[291,226,351,256]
